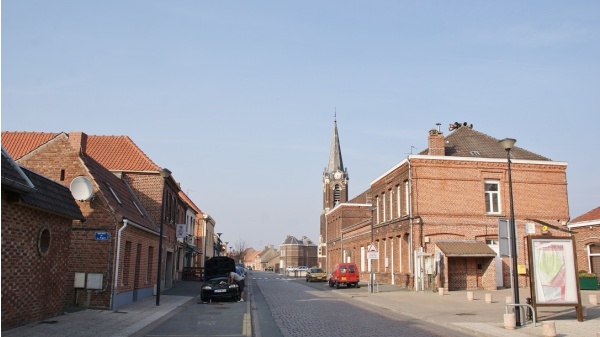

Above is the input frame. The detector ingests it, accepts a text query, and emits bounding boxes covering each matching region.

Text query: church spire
[327,114,344,174]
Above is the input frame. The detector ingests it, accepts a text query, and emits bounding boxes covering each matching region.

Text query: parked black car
[201,256,240,303]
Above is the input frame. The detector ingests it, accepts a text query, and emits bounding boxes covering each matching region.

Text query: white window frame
[396,185,401,218]
[485,180,501,214]
[376,196,380,224]
[404,180,409,215]
[389,188,393,220]
[382,192,386,222]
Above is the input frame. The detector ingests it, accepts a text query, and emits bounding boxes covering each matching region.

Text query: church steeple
[327,116,345,174]
[323,114,349,211]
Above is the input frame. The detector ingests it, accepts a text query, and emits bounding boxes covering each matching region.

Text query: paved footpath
[337,285,600,337]
[2,278,599,337]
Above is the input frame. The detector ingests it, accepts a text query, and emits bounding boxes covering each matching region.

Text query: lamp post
[216,233,223,256]
[500,138,520,326]
[225,242,229,256]
[156,168,171,306]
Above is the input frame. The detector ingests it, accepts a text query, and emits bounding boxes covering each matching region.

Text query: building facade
[321,122,571,291]
[1,148,84,329]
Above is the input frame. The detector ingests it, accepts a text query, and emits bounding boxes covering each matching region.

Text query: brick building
[1,148,84,329]
[321,121,571,291]
[568,206,600,280]
[1,131,198,310]
[280,235,318,270]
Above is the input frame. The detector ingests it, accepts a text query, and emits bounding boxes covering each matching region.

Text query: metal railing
[505,303,537,326]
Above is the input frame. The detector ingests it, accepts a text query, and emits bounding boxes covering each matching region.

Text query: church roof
[327,119,345,173]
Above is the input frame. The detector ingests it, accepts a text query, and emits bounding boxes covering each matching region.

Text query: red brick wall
[13,136,168,309]
[1,197,73,328]
[326,155,569,291]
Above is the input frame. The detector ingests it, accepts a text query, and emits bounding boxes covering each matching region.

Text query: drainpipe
[111,219,129,310]
[408,158,416,291]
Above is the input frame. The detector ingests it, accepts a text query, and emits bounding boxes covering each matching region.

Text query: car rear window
[348,265,355,273]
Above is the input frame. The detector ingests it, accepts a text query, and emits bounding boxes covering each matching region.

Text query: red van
[329,262,360,289]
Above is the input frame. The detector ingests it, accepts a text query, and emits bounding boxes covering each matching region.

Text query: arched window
[334,184,341,205]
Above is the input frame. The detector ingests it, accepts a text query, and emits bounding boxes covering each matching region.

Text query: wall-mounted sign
[95,232,109,241]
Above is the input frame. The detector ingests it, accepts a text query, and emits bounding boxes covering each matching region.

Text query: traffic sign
[367,251,379,260]
[367,243,377,252]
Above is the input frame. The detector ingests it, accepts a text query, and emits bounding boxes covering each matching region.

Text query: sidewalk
[2,279,598,337]
[340,284,600,337]
[1,281,200,337]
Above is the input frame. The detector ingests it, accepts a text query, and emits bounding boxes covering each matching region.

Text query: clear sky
[3,1,599,251]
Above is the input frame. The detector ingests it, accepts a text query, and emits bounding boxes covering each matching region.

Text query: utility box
[74,273,86,288]
[86,273,103,290]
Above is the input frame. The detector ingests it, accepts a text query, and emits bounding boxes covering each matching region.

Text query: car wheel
[336,282,340,289]
[329,280,333,287]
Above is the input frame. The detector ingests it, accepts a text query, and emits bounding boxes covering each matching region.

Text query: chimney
[69,132,88,155]
[427,127,445,156]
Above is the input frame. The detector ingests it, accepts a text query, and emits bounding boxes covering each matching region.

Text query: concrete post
[505,296,512,303]
[542,321,556,337]
[503,313,516,330]
[485,293,492,303]
[590,294,598,306]
[467,291,474,301]
[438,288,444,295]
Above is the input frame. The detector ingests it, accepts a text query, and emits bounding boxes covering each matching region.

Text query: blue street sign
[95,232,109,241]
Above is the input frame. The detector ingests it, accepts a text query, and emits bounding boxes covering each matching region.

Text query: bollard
[467,291,474,301]
[485,293,492,303]
[439,288,444,296]
[505,296,512,304]
[542,321,556,337]
[590,294,598,306]
[504,313,516,330]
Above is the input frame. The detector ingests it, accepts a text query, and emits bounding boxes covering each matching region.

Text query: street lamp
[499,138,520,326]
[156,168,171,306]
[369,206,376,293]
[216,233,222,256]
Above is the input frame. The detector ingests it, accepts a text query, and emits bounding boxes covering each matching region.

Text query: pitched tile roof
[85,135,160,171]
[179,191,202,214]
[1,132,60,159]
[2,148,84,220]
[436,241,496,257]
[1,132,160,172]
[83,155,157,231]
[422,126,551,161]
[571,206,600,223]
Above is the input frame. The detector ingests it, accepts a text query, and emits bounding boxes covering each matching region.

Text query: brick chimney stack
[427,126,445,156]
[69,132,88,155]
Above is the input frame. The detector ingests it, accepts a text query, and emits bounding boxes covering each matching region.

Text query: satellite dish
[70,176,94,201]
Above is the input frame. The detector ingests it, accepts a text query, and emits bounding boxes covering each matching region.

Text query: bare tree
[233,239,247,265]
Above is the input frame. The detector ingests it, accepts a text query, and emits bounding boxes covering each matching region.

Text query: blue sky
[3,1,599,250]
